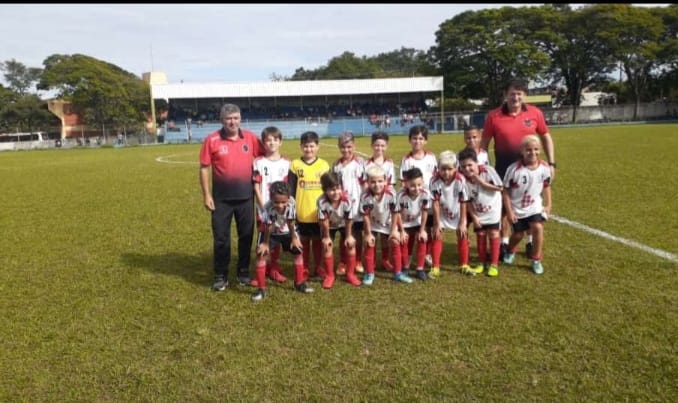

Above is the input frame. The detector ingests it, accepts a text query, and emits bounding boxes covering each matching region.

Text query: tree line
[1,4,675,133]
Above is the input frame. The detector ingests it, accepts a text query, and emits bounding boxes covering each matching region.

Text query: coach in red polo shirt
[200,104,263,291]
[481,79,556,259]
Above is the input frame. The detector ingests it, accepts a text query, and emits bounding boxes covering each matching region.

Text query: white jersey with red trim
[253,155,290,221]
[363,157,396,190]
[396,188,431,228]
[332,155,365,222]
[430,172,469,230]
[503,160,552,219]
[399,151,438,191]
[359,189,398,235]
[465,165,503,225]
[317,193,353,229]
[263,197,297,236]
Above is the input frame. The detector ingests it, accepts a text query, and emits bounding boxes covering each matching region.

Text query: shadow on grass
[120,251,212,287]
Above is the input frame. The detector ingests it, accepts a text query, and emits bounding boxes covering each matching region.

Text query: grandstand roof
[151,76,443,100]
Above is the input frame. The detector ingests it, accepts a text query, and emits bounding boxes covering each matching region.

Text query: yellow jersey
[289,157,330,223]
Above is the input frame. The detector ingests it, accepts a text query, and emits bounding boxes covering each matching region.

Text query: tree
[0,59,42,96]
[37,54,150,134]
[533,5,616,123]
[0,94,58,133]
[596,4,664,119]
[431,6,551,107]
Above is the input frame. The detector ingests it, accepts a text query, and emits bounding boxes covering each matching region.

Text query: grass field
[1,124,676,401]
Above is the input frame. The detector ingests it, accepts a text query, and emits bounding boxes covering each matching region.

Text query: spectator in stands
[200,103,263,292]
[481,79,556,259]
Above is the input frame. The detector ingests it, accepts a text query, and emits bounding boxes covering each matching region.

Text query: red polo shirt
[200,128,263,201]
[483,103,549,156]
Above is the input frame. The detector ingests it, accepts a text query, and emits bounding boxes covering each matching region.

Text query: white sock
[501,237,509,245]
[527,235,533,243]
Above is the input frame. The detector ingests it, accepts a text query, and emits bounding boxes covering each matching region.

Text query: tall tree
[596,4,664,120]
[431,6,550,107]
[0,59,42,96]
[37,54,150,133]
[533,5,616,123]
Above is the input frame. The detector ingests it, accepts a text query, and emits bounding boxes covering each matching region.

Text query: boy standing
[396,168,431,281]
[360,165,412,284]
[430,151,470,277]
[502,135,552,274]
[317,172,362,288]
[462,125,490,167]
[288,131,330,282]
[400,125,438,267]
[458,147,503,277]
[252,127,289,284]
[363,131,397,271]
[332,131,366,276]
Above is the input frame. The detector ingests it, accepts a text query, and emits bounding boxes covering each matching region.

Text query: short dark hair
[458,147,478,163]
[408,125,428,140]
[403,167,423,181]
[300,131,319,145]
[269,181,290,197]
[261,126,282,141]
[371,130,389,144]
[463,125,481,135]
[320,172,342,192]
[504,79,529,94]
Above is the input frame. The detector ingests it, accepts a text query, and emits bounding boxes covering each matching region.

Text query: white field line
[327,142,678,264]
[155,154,198,165]
[549,215,677,263]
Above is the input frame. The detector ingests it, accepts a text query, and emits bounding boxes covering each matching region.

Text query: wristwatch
[549,162,557,168]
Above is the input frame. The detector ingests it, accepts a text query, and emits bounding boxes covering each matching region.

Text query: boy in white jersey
[462,125,490,167]
[399,125,438,268]
[363,131,397,271]
[317,172,362,288]
[396,168,431,281]
[331,131,366,276]
[502,135,552,274]
[251,181,314,302]
[458,147,503,277]
[360,165,413,284]
[252,126,289,285]
[430,151,470,278]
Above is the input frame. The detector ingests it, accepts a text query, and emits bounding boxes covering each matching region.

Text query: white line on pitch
[550,215,677,263]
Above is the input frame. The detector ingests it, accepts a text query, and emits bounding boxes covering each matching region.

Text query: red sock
[400,241,410,269]
[392,240,402,273]
[416,239,427,268]
[324,255,335,278]
[457,236,469,266]
[364,245,376,274]
[255,261,267,290]
[293,255,305,285]
[489,237,500,265]
[477,233,487,263]
[431,238,443,267]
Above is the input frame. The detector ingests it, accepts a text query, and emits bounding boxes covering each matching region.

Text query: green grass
[0,124,676,401]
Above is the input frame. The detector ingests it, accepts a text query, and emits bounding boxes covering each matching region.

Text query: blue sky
[0,4,668,89]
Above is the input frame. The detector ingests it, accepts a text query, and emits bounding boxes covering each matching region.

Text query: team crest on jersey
[524,119,533,128]
[242,144,249,153]
[299,180,306,188]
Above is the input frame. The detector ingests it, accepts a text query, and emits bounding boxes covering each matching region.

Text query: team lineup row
[199,81,556,301]
[244,128,551,302]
